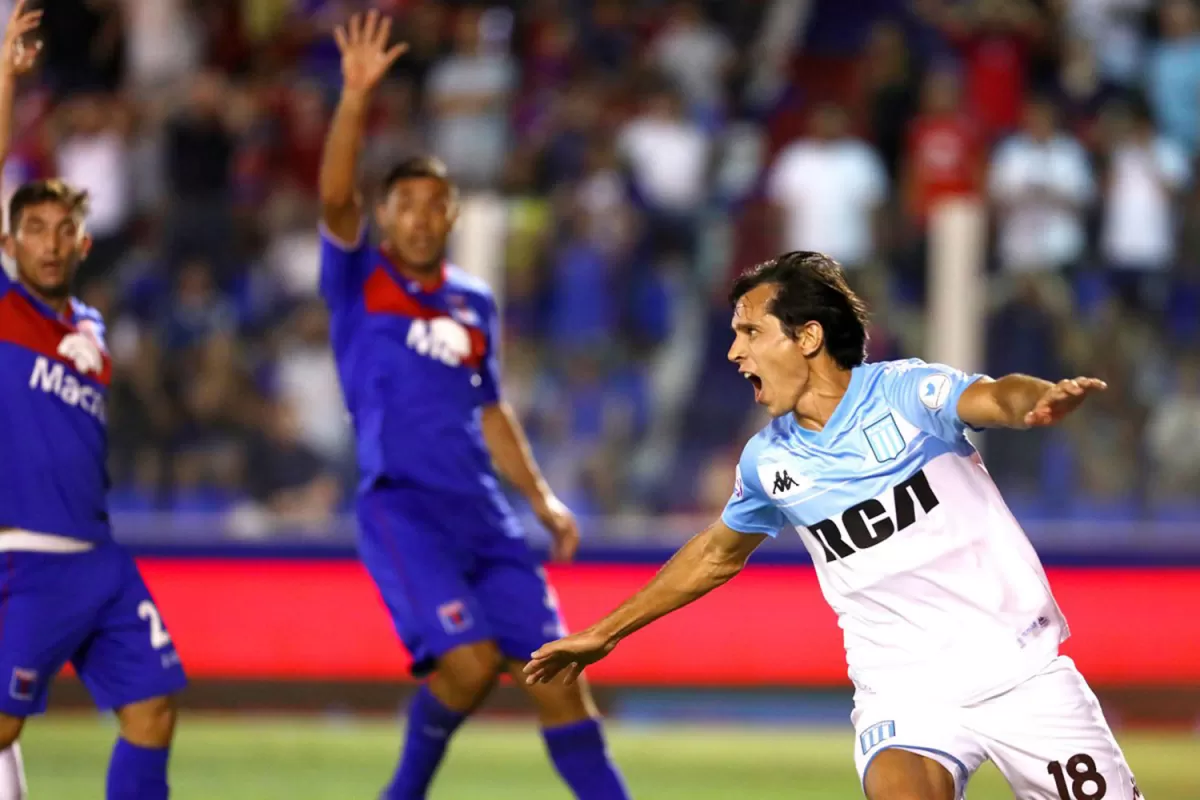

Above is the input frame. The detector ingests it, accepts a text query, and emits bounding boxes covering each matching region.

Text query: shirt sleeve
[477,292,503,405]
[720,439,786,537]
[318,222,371,310]
[880,359,988,444]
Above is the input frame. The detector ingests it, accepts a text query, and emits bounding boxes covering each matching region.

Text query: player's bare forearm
[317,90,370,241]
[480,402,552,506]
[590,522,766,647]
[0,70,15,166]
[957,374,1051,429]
[958,373,1106,430]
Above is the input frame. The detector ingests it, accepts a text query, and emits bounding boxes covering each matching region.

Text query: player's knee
[115,695,177,748]
[431,642,504,710]
[520,673,598,728]
[0,716,23,751]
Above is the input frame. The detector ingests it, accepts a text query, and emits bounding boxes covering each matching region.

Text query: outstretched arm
[524,521,768,685]
[957,374,1107,430]
[318,10,407,244]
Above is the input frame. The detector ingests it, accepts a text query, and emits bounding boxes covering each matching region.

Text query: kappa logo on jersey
[919,373,952,410]
[805,469,940,562]
[29,353,107,422]
[437,600,473,634]
[9,667,37,701]
[406,317,473,367]
[759,463,813,499]
[859,720,896,754]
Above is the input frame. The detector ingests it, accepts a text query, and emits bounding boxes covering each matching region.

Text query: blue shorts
[356,482,565,677]
[0,545,188,717]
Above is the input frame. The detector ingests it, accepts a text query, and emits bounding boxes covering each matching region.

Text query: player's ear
[798,320,825,357]
[78,232,93,261]
[0,233,13,260]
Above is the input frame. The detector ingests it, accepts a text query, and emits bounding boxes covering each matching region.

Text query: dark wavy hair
[728,251,869,369]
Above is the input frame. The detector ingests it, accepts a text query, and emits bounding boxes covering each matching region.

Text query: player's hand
[333,10,408,95]
[533,493,580,563]
[1,1,42,78]
[524,629,614,686]
[1024,377,1107,427]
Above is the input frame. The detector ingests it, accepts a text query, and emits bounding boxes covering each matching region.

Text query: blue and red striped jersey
[0,268,113,543]
[319,227,508,497]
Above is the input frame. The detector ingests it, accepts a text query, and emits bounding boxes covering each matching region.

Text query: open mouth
[740,370,763,400]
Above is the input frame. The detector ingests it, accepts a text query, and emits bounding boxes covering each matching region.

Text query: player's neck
[792,367,854,432]
[382,243,444,289]
[18,277,70,316]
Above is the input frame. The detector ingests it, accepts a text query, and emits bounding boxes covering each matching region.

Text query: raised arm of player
[318,10,407,244]
[523,521,768,685]
[0,1,42,167]
[957,374,1107,430]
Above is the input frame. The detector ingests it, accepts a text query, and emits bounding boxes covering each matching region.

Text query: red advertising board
[138,560,1200,685]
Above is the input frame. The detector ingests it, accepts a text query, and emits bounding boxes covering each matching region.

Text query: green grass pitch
[22,715,1200,798]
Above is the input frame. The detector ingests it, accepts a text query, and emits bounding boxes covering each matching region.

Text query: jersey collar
[380,247,446,293]
[13,279,75,325]
[789,365,864,442]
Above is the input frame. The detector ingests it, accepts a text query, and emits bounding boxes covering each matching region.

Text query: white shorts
[852,656,1143,799]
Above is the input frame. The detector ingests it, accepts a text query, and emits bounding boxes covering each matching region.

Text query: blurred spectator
[1066,0,1151,86]
[272,301,353,478]
[617,84,710,257]
[584,0,636,75]
[917,0,1043,141]
[162,72,239,277]
[244,400,343,531]
[426,7,515,188]
[988,96,1093,274]
[1099,96,1191,314]
[121,0,201,92]
[276,81,328,196]
[765,102,887,270]
[1052,37,1123,140]
[53,93,132,290]
[858,21,918,181]
[1145,352,1200,502]
[40,0,125,95]
[901,69,983,237]
[650,1,734,116]
[362,80,424,179]
[1146,0,1200,151]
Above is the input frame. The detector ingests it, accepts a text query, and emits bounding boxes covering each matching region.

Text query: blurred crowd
[3,0,1199,538]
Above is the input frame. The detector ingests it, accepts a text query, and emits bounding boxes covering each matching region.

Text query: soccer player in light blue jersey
[528,252,1143,800]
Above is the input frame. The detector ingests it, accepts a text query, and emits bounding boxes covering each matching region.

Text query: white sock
[0,743,28,800]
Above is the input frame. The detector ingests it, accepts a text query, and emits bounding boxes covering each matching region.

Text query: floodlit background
[9,0,1200,797]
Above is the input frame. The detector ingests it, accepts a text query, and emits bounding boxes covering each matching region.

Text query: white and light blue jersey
[723,359,1068,705]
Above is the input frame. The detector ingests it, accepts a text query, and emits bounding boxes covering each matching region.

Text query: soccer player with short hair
[527,251,1143,799]
[0,4,187,799]
[317,12,629,799]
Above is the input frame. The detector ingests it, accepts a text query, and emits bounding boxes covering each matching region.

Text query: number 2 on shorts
[137,600,173,650]
[1048,753,1107,799]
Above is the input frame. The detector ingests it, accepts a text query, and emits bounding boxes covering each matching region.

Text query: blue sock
[385,685,468,799]
[106,738,169,800]
[543,718,631,800]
